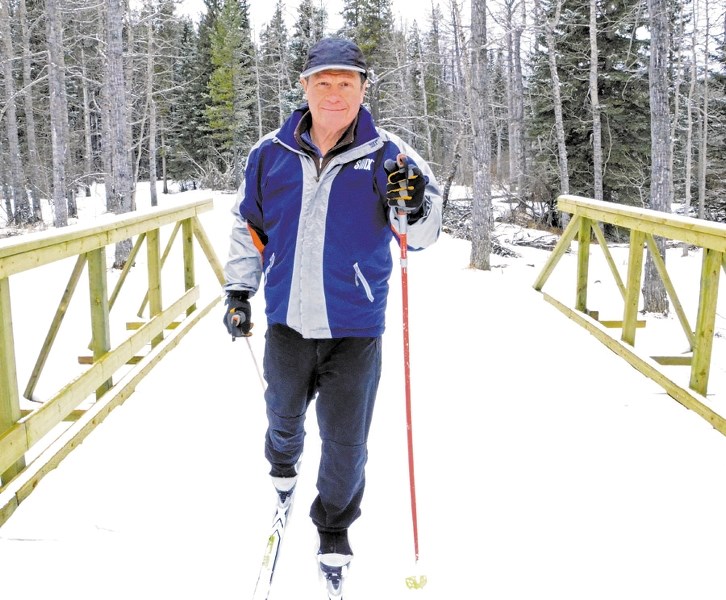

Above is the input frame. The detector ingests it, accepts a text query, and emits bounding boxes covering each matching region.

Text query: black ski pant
[262,324,382,533]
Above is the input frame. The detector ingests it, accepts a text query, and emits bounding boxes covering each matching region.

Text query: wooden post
[0,277,25,484]
[575,217,591,312]
[147,228,163,347]
[183,218,196,315]
[690,249,721,395]
[622,230,645,346]
[87,249,112,398]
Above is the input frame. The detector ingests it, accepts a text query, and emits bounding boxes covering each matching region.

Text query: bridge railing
[0,198,225,525]
[534,195,726,434]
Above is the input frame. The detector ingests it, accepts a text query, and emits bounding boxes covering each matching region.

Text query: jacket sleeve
[223,167,264,296]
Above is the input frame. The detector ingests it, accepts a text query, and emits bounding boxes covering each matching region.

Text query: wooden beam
[0,199,214,279]
[533,215,581,291]
[0,287,200,476]
[557,195,726,251]
[622,230,645,346]
[0,277,25,484]
[541,292,726,435]
[690,249,722,394]
[644,234,695,349]
[25,255,87,401]
[0,292,219,528]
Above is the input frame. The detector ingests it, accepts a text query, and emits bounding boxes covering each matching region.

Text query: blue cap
[300,38,368,79]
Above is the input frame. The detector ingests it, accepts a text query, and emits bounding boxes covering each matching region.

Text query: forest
[0,0,725,269]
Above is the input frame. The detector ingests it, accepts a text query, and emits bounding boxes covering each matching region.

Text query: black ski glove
[384,157,426,219]
[223,291,252,338]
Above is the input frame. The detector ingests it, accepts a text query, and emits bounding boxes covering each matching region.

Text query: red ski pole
[391,154,427,590]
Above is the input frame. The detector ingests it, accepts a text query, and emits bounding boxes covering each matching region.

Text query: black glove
[384,158,426,216]
[223,291,252,338]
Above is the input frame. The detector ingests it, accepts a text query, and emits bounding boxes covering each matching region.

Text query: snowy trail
[1,195,726,599]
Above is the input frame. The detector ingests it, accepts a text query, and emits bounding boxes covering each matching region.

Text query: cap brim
[300,64,367,78]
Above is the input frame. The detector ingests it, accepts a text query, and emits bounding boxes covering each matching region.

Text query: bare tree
[642,0,671,314]
[19,0,47,215]
[46,0,70,227]
[469,0,493,270]
[533,0,570,209]
[105,0,134,266]
[145,5,159,207]
[589,0,604,201]
[0,0,31,225]
[697,0,710,219]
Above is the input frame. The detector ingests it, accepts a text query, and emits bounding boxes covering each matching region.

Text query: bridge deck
[1,217,725,600]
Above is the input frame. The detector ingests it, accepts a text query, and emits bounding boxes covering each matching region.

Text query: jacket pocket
[353,262,375,302]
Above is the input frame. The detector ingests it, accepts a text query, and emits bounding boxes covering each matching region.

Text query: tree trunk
[469,0,493,271]
[147,14,158,207]
[642,0,671,314]
[19,0,46,217]
[536,0,570,226]
[46,0,69,227]
[589,0,603,201]
[0,0,31,225]
[81,47,95,196]
[106,0,134,267]
[697,0,709,219]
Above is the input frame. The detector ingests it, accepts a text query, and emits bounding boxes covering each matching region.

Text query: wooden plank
[87,248,112,397]
[138,222,180,317]
[600,320,646,329]
[0,287,200,476]
[644,234,695,349]
[652,356,692,366]
[183,218,196,316]
[0,292,220,528]
[690,249,721,395]
[575,218,591,312]
[192,216,227,286]
[109,233,146,311]
[25,255,87,401]
[0,277,25,485]
[557,195,726,251]
[146,228,163,347]
[622,230,645,346]
[533,215,581,291]
[591,223,626,299]
[78,356,143,365]
[0,199,214,279]
[541,291,726,435]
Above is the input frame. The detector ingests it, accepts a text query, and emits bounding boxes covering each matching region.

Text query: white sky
[177,0,442,35]
[2,182,726,599]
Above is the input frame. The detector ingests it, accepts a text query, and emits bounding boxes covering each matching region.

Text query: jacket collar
[277,104,379,153]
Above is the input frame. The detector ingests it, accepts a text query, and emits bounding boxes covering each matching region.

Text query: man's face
[301,70,366,132]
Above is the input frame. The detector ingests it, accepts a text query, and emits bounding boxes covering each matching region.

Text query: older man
[222,38,442,591]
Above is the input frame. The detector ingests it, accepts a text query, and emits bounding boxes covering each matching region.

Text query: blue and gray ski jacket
[223,105,442,339]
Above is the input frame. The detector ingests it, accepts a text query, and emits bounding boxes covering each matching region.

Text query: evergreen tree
[290,0,327,81]
[205,0,257,188]
[167,19,205,184]
[528,0,651,212]
[259,0,292,132]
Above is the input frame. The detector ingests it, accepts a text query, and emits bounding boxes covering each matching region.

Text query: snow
[2,184,726,599]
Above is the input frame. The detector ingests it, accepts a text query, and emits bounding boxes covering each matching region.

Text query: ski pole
[231,313,266,392]
[390,154,427,590]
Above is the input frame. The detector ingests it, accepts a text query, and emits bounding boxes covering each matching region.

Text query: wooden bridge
[1,194,725,599]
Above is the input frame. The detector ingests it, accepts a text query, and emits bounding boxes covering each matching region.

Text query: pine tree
[205,0,257,188]
[528,0,651,214]
[258,0,292,132]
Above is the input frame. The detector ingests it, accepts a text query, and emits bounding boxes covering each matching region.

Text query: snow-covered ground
[1,185,726,599]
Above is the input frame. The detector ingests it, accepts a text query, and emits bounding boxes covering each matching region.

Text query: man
[222,38,442,587]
